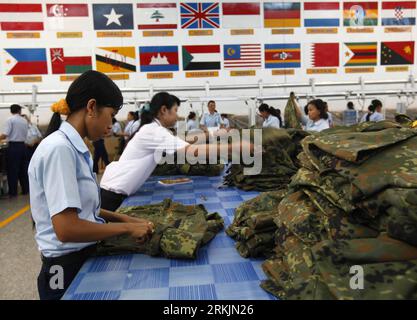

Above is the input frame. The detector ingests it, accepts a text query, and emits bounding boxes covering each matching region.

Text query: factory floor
[0,194,39,300]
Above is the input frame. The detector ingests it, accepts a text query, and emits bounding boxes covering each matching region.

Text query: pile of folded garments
[223,128,309,191]
[260,121,417,299]
[152,162,225,176]
[96,199,224,259]
[226,190,287,258]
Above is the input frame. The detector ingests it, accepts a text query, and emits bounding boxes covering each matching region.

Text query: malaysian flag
[180,2,220,29]
[224,44,262,69]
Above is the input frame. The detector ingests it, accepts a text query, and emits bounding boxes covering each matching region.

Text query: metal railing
[1,76,416,126]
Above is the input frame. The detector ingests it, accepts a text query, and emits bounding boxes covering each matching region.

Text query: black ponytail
[45,70,123,137]
[45,113,62,137]
[366,104,376,122]
[269,107,283,127]
[259,103,283,126]
[139,92,180,130]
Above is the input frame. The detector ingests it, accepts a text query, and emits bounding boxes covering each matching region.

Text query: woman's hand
[126,221,155,244]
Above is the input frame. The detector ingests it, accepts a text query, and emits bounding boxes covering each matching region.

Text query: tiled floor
[62,175,276,300]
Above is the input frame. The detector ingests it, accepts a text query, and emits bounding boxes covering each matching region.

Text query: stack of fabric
[152,162,225,176]
[96,199,224,259]
[260,121,417,299]
[226,190,287,258]
[223,128,309,191]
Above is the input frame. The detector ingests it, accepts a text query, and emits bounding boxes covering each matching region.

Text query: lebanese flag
[45,3,90,31]
[222,2,261,28]
[136,3,177,29]
[50,48,92,74]
[310,43,339,67]
[0,4,43,31]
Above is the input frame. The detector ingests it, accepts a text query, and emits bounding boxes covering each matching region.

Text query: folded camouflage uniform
[96,199,224,259]
[152,163,225,176]
[259,121,417,299]
[226,190,287,258]
[223,128,309,191]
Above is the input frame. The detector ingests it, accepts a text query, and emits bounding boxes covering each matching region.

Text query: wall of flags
[0,0,416,91]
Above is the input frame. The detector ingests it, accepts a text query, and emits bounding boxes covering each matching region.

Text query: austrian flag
[0,3,44,31]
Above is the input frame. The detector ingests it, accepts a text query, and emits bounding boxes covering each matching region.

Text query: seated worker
[258,103,282,129]
[186,111,199,132]
[360,99,385,123]
[221,114,230,129]
[100,92,254,211]
[200,100,223,133]
[343,101,359,126]
[28,70,154,300]
[292,93,330,132]
[324,102,334,128]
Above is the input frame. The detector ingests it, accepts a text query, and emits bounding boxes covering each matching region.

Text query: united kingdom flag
[180,2,220,29]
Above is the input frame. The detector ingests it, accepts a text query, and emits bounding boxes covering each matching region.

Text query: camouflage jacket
[96,199,224,259]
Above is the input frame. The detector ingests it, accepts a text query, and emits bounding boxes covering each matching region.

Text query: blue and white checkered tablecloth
[62,175,277,300]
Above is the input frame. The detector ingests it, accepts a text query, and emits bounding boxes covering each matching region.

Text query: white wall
[1,0,416,129]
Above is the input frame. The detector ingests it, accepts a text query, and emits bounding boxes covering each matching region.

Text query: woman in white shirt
[100,92,254,211]
[258,103,282,129]
[360,100,385,123]
[186,111,199,132]
[292,95,330,132]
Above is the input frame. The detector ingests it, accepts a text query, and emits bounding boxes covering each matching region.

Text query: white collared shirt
[101,119,189,196]
[262,115,281,128]
[301,114,330,132]
[200,112,223,128]
[28,121,104,258]
[124,120,134,140]
[3,114,28,142]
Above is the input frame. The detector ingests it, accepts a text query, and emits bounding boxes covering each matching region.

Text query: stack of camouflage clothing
[226,190,287,258]
[96,199,224,259]
[260,121,417,299]
[223,128,309,191]
[152,163,224,176]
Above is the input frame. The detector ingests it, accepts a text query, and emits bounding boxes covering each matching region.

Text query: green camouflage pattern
[152,163,224,176]
[95,199,224,259]
[284,96,302,129]
[248,121,417,299]
[226,190,286,258]
[223,128,309,191]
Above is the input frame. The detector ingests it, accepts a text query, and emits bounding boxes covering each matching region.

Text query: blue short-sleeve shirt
[28,121,105,258]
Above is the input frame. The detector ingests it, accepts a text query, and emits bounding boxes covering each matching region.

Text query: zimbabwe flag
[343,43,377,67]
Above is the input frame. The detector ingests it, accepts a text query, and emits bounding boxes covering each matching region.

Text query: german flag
[264,2,300,28]
[343,2,378,26]
[343,43,377,66]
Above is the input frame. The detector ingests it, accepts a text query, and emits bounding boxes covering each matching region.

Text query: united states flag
[224,44,262,69]
[180,2,220,29]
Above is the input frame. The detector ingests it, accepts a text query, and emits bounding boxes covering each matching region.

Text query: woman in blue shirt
[292,95,330,132]
[28,70,154,300]
[258,103,282,128]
